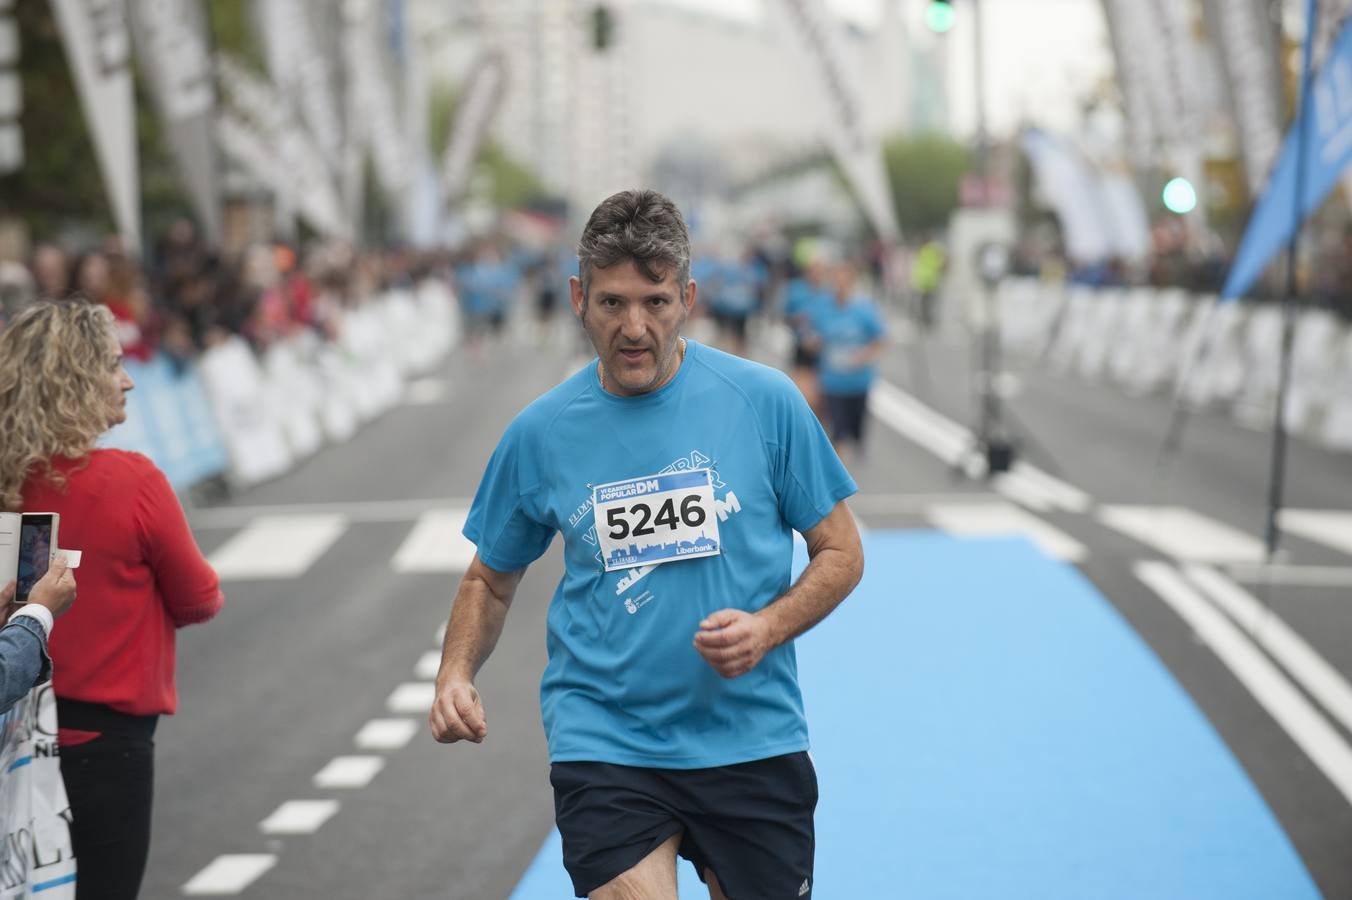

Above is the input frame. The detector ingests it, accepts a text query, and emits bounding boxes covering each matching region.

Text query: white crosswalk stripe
[925,502,1086,561]
[182,854,278,895]
[416,650,442,680]
[207,514,348,580]
[1099,505,1267,563]
[1280,509,1352,556]
[392,510,476,572]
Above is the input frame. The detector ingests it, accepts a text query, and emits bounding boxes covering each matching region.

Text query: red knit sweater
[22,450,222,717]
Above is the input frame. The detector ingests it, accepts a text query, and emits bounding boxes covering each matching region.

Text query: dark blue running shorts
[550,752,818,898]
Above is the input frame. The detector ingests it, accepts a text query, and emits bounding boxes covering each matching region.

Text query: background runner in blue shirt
[430,190,864,900]
[814,259,888,466]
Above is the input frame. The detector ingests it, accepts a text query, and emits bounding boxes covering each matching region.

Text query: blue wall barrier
[101,354,229,490]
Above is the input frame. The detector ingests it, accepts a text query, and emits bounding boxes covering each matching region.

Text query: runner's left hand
[693,609,772,678]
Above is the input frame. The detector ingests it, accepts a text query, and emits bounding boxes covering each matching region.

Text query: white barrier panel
[198,337,294,487]
[1106,287,1159,390]
[1286,309,1343,436]
[1181,301,1248,407]
[262,338,325,459]
[1320,330,1352,450]
[1047,286,1097,376]
[1076,288,1128,381]
[1232,306,1284,426]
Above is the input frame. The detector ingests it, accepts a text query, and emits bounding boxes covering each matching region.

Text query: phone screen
[17,515,53,602]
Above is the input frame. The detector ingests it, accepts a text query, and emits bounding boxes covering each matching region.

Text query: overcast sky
[655,0,1113,138]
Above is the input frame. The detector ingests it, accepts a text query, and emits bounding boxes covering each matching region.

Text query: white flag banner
[768,0,900,243]
[440,50,505,206]
[254,0,342,176]
[1099,0,1159,171]
[50,0,140,253]
[1203,0,1283,195]
[343,0,408,200]
[0,684,77,899]
[216,56,347,239]
[128,0,220,245]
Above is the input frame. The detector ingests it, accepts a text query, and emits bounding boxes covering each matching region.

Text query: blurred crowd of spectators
[0,219,445,369]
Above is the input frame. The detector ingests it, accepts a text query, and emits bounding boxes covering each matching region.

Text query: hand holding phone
[26,555,76,619]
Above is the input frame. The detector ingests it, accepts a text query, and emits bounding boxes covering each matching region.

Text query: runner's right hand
[28,556,77,619]
[429,680,488,744]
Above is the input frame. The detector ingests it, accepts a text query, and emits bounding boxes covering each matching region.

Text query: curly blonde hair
[0,302,119,511]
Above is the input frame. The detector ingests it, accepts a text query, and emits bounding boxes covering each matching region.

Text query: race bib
[593,469,722,572]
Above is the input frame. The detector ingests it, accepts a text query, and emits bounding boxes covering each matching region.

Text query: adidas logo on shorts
[798,878,810,896]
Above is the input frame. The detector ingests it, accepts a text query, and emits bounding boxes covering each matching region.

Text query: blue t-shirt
[814,297,886,395]
[711,260,765,316]
[464,341,857,768]
[783,278,830,338]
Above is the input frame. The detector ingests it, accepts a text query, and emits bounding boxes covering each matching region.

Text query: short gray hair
[576,189,691,298]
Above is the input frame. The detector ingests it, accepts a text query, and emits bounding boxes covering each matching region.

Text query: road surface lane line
[392,510,476,572]
[1279,509,1352,556]
[1135,561,1352,805]
[387,682,436,715]
[1184,564,1352,735]
[355,718,420,751]
[1101,505,1266,562]
[181,855,277,895]
[207,515,347,580]
[258,800,340,835]
[190,498,474,529]
[415,650,442,680]
[926,502,1086,561]
[1223,563,1352,586]
[312,756,385,789]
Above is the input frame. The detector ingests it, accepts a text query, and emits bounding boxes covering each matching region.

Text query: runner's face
[572,259,696,396]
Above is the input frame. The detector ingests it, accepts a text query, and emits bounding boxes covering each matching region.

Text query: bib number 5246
[605,495,706,540]
[592,468,722,572]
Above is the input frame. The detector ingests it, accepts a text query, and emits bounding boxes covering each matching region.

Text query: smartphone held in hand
[0,512,62,603]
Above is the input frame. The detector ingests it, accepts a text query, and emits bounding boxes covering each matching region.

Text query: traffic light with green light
[1162,177,1197,214]
[926,0,955,33]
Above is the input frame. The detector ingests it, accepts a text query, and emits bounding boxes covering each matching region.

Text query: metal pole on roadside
[1264,0,1320,563]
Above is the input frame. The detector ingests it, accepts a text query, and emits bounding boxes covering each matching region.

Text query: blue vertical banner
[1221,4,1352,301]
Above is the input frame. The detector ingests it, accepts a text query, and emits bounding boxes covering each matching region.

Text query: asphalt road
[140,313,1352,899]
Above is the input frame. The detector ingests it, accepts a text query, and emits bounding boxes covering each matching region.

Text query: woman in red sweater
[0,301,222,899]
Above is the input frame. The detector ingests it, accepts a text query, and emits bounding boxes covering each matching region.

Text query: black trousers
[57,700,158,900]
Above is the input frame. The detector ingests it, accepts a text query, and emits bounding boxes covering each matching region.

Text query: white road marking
[925,502,1086,561]
[869,380,1091,513]
[1223,563,1352,587]
[999,464,1093,513]
[416,650,442,680]
[392,510,476,572]
[1099,505,1266,562]
[312,756,385,789]
[1135,561,1352,805]
[182,854,278,895]
[868,380,968,464]
[402,378,448,405]
[1279,509,1352,556]
[1183,565,1352,735]
[387,682,436,715]
[435,620,447,645]
[258,800,340,835]
[846,492,1003,514]
[355,718,420,751]
[207,515,347,580]
[190,498,472,530]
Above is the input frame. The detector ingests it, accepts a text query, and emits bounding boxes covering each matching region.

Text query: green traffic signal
[1162,177,1197,214]
[926,0,955,33]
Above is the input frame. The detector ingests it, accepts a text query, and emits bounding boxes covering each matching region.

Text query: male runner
[430,189,864,900]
